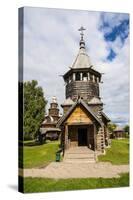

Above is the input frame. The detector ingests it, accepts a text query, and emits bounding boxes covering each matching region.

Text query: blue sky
[23,7,129,126]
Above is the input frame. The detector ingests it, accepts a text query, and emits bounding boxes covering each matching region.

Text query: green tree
[24,80,47,139]
[107,123,117,133]
[124,125,129,135]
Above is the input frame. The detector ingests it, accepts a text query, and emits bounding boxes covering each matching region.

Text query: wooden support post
[93,123,96,151]
[65,124,68,149]
[80,72,83,81]
[87,126,89,148]
[73,73,75,81]
[93,75,95,82]
[88,72,90,81]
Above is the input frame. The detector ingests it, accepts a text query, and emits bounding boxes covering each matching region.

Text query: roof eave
[101,112,110,122]
[63,67,101,80]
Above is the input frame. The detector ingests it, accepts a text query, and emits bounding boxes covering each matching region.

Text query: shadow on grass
[19,140,60,147]
[19,140,44,147]
[24,141,44,147]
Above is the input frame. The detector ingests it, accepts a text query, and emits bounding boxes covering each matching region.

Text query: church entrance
[78,128,87,146]
[67,125,94,149]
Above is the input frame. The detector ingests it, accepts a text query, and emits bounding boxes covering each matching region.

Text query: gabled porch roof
[57,98,103,127]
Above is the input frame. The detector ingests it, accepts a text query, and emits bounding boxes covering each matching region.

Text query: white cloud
[98,36,129,125]
[23,7,129,125]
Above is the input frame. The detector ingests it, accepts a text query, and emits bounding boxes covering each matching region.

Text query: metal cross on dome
[78,26,86,40]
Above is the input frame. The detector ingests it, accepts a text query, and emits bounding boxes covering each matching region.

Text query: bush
[24,133,33,141]
[125,132,129,138]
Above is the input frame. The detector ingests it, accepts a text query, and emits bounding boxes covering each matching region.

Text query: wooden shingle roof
[71,48,92,69]
[101,112,110,122]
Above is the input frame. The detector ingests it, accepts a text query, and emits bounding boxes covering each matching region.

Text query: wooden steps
[63,147,97,163]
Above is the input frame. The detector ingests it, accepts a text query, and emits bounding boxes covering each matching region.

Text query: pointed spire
[70,26,92,69]
[78,26,86,49]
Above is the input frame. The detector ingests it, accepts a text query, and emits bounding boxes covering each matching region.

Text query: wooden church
[57,27,110,154]
[40,96,61,141]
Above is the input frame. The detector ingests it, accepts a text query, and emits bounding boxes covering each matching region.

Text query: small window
[76,72,80,81]
[83,73,88,81]
[90,74,93,81]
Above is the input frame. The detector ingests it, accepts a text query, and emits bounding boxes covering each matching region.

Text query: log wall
[66,80,99,101]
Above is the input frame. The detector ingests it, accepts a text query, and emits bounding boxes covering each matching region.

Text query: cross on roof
[78,26,86,40]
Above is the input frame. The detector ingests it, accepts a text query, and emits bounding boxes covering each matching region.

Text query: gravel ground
[21,162,129,179]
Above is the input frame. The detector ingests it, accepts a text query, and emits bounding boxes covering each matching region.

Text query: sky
[23,7,129,126]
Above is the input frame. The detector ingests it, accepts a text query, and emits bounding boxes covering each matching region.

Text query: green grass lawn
[20,138,129,168]
[20,140,60,168]
[98,139,129,164]
[22,173,129,193]
[19,138,129,193]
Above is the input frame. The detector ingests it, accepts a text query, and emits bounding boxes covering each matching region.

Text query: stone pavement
[21,162,129,179]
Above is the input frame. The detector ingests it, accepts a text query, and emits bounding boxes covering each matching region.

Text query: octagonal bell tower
[63,27,102,103]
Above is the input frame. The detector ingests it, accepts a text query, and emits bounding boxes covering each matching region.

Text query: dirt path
[21,162,129,179]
